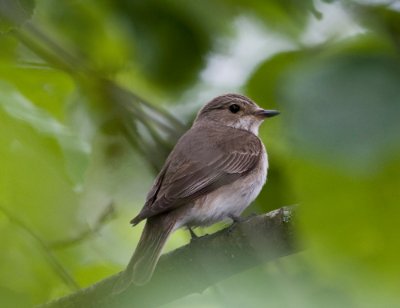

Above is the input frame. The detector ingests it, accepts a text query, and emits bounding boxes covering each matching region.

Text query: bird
[113,93,279,292]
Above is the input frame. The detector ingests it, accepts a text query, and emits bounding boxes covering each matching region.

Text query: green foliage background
[1,0,400,306]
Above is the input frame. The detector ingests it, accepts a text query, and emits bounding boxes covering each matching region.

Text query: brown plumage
[131,124,262,225]
[113,94,279,292]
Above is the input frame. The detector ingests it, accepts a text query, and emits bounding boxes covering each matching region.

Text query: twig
[48,203,115,249]
[0,205,79,290]
[14,24,185,169]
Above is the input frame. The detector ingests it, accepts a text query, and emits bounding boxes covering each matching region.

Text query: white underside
[175,149,268,230]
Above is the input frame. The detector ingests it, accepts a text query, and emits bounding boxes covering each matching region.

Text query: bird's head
[194,94,279,135]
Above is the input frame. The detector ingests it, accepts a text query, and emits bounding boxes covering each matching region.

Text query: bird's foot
[246,212,258,219]
[188,227,199,241]
[229,213,258,225]
[228,214,245,223]
[227,215,242,234]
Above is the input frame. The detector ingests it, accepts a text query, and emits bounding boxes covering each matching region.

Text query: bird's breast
[176,148,268,229]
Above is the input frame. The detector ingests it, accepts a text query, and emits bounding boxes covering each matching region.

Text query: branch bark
[40,206,299,308]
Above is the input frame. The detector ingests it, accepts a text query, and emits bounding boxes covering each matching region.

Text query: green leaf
[246,50,308,212]
[278,35,400,305]
[0,0,35,33]
[281,42,400,172]
[247,33,400,305]
[109,0,231,91]
[0,80,89,186]
[354,4,400,47]
[225,0,317,38]
[246,49,308,107]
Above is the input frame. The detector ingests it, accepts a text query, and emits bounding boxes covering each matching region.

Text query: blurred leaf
[353,4,400,50]
[0,64,75,120]
[280,36,400,172]
[246,50,308,212]
[0,215,73,304]
[36,0,130,73]
[0,34,19,61]
[0,286,31,307]
[246,32,400,305]
[290,157,400,305]
[246,49,309,107]
[0,81,90,185]
[36,0,232,92]
[225,0,317,38]
[3,0,400,306]
[74,264,118,287]
[276,34,400,305]
[109,0,231,91]
[0,0,35,33]
[0,83,87,241]
[252,154,297,213]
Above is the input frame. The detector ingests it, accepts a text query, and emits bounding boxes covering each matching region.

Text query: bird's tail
[113,217,175,293]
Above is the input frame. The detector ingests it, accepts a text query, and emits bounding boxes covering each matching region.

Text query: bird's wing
[131,124,262,225]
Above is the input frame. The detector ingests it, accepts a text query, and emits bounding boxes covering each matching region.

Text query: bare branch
[40,206,299,308]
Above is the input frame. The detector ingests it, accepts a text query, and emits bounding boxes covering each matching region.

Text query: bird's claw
[188,227,199,241]
[229,214,244,223]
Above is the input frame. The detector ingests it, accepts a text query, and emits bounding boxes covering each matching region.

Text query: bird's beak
[255,109,280,118]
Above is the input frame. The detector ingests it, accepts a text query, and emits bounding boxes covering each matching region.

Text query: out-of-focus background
[1,0,400,306]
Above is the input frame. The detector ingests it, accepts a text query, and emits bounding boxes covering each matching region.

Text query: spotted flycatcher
[114,93,279,291]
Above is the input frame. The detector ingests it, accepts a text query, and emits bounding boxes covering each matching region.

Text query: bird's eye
[229,104,240,113]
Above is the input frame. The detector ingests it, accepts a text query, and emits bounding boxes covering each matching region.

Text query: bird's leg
[229,214,245,223]
[227,214,255,234]
[229,213,258,225]
[246,212,258,219]
[188,227,199,240]
[227,215,242,234]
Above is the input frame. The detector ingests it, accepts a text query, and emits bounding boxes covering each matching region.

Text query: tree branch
[40,206,299,308]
